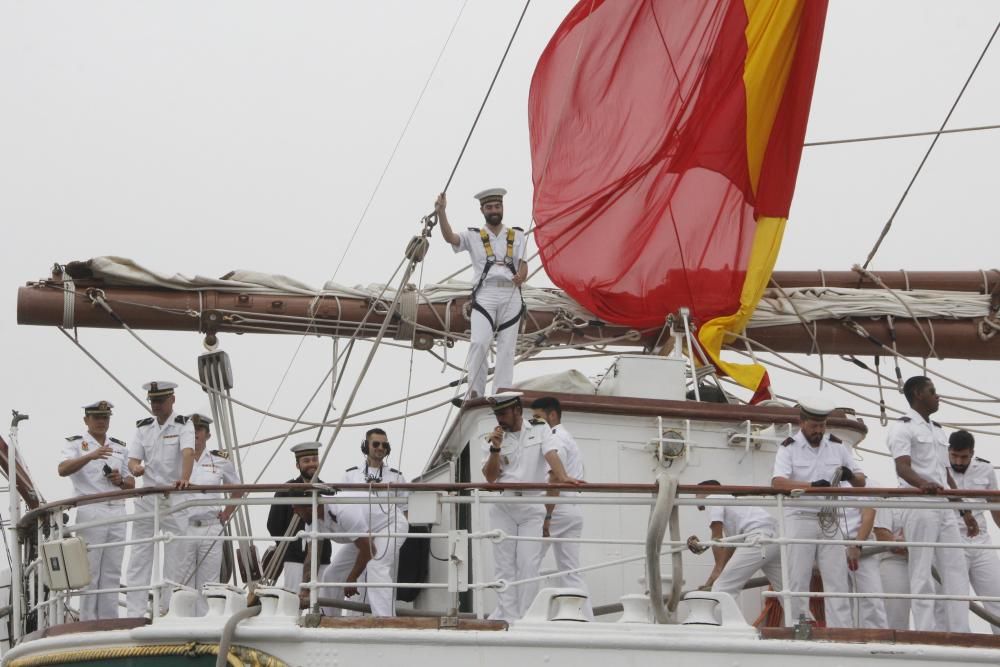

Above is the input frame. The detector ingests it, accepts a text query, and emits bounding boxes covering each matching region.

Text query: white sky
[0,1,999,536]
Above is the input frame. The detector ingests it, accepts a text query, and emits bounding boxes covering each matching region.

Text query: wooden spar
[16,272,1000,359]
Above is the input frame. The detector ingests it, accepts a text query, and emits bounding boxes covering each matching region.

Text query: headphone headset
[361,438,391,455]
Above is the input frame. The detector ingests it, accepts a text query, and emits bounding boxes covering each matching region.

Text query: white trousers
[879,554,911,630]
[283,561,304,594]
[75,503,127,621]
[539,504,593,619]
[901,506,970,632]
[321,526,407,618]
[963,537,1000,635]
[125,496,187,617]
[467,283,521,398]
[489,501,545,622]
[784,514,851,627]
[177,516,224,615]
[848,551,887,629]
[710,529,783,602]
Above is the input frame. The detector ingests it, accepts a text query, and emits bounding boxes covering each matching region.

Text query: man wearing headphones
[320,428,409,616]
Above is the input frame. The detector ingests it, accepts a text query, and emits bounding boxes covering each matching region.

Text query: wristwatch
[489,446,502,454]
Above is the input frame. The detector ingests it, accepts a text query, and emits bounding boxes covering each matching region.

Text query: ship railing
[12,483,1000,635]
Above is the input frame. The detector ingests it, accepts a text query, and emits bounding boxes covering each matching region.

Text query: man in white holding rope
[771,395,866,628]
[434,188,527,402]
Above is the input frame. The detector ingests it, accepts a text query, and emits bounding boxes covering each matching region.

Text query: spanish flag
[529,0,827,398]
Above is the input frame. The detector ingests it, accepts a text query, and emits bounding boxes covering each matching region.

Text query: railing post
[472,489,484,620]
[776,494,793,627]
[309,489,319,611]
[151,494,161,619]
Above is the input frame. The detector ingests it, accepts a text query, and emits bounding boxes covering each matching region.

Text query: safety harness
[470,226,525,332]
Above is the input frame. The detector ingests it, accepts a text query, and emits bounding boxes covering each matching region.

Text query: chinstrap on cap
[83,400,114,416]
[474,187,507,205]
[143,381,178,399]
[290,441,321,458]
[488,391,523,412]
[797,394,836,420]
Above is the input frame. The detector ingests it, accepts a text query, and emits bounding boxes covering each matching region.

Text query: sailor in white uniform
[887,375,973,633]
[177,412,241,614]
[687,480,783,600]
[771,395,866,628]
[482,392,581,622]
[874,507,911,630]
[530,396,592,619]
[840,478,888,629]
[125,380,195,617]
[434,188,528,400]
[947,429,1000,634]
[320,428,409,616]
[58,400,134,621]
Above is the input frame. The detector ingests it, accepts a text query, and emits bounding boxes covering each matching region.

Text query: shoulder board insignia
[780,436,794,447]
[210,449,230,459]
[931,420,942,428]
[109,437,126,446]
[467,227,479,231]
[828,434,843,444]
[65,435,83,441]
[529,418,545,426]
[345,466,358,472]
[975,456,991,464]
[136,417,154,427]
[899,416,911,423]
[511,226,524,232]
[174,415,190,424]
[389,467,402,474]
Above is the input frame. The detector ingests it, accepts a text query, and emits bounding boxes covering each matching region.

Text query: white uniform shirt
[549,424,584,499]
[61,432,132,498]
[482,419,560,494]
[127,412,195,487]
[188,449,240,518]
[342,460,409,515]
[706,495,776,536]
[772,430,862,514]
[453,225,526,285]
[840,478,890,539]
[951,457,998,542]
[886,408,949,488]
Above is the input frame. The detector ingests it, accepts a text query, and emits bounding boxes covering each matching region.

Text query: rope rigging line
[860,18,1000,270]
[804,122,1000,147]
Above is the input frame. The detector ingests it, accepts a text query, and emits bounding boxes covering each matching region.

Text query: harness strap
[472,227,518,301]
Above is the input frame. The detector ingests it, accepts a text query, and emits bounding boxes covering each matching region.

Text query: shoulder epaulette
[975,456,991,464]
[467,227,479,231]
[136,417,154,427]
[511,226,524,232]
[174,414,189,424]
[780,436,794,447]
[529,418,546,426]
[390,467,402,474]
[65,435,82,441]
[828,434,843,444]
[899,416,911,423]
[931,420,942,428]
[345,466,358,472]
[109,437,126,446]
[210,449,230,459]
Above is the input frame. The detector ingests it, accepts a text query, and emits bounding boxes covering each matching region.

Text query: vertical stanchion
[776,494,793,627]
[151,496,161,619]
[7,411,27,642]
[309,490,319,611]
[472,489,484,619]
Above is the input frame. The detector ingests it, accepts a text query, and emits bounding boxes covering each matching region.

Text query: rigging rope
[804,122,1000,147]
[860,19,1000,270]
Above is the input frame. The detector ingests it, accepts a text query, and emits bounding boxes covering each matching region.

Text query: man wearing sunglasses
[320,428,409,616]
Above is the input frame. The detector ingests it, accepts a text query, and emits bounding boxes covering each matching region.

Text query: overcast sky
[1,1,999,533]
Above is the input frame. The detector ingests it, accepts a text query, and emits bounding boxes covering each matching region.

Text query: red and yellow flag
[529,0,827,397]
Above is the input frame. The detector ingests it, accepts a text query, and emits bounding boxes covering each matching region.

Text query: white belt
[483,279,515,288]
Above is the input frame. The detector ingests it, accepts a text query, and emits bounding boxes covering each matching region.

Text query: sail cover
[528,0,827,395]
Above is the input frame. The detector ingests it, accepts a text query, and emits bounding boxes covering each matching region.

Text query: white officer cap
[83,400,114,416]
[290,441,322,459]
[474,187,507,205]
[488,391,523,412]
[797,394,836,420]
[143,381,178,399]
[189,410,213,427]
